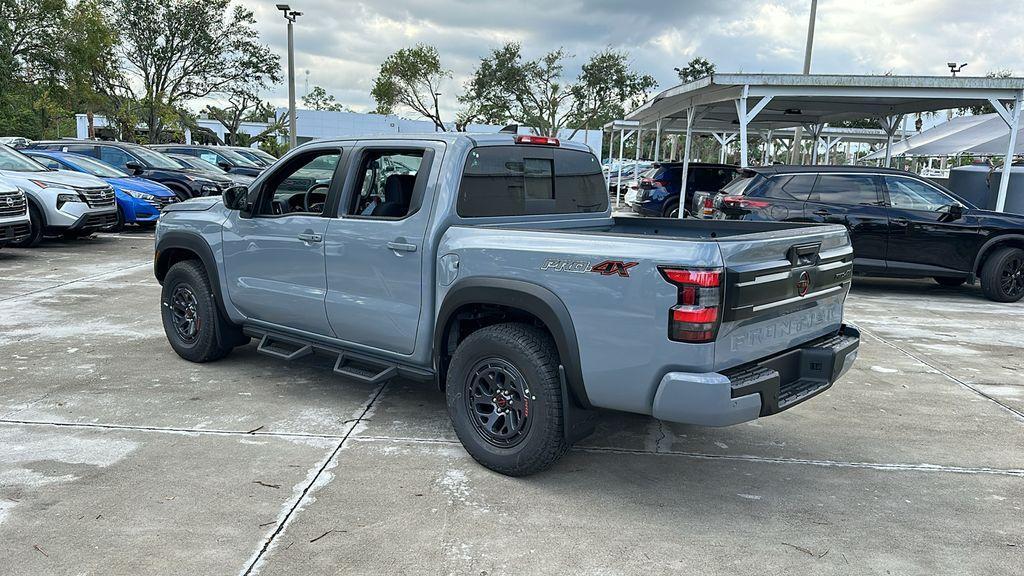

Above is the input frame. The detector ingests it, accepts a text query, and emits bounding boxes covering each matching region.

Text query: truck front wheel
[446,323,569,476]
[161,260,235,362]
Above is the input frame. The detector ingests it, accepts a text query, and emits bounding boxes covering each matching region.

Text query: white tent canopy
[862,114,992,160]
[863,113,1020,159]
[624,73,1024,212]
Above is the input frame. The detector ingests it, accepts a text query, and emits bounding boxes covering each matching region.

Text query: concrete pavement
[0,231,1020,575]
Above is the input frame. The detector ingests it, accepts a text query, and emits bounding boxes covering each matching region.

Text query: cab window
[254,149,341,216]
[346,149,424,219]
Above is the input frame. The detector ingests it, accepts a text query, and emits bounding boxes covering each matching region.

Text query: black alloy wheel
[169,284,201,344]
[999,252,1024,299]
[465,358,533,448]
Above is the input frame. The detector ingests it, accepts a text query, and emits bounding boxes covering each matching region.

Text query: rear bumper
[652,324,860,426]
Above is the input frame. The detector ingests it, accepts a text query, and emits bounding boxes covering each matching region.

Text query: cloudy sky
[236,0,1024,121]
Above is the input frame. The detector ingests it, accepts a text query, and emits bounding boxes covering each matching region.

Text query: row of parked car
[613,159,1024,303]
[0,140,276,248]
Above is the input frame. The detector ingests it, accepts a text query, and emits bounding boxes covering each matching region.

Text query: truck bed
[503,215,828,241]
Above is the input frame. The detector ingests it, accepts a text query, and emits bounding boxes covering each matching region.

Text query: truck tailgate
[715,224,853,370]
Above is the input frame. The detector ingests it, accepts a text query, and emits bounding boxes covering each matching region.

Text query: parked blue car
[23,150,178,230]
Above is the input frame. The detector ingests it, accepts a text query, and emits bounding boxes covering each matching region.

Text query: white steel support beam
[995,90,1023,212]
[634,126,642,190]
[679,107,697,218]
[654,118,663,162]
[616,129,626,207]
[878,114,904,168]
[735,94,749,168]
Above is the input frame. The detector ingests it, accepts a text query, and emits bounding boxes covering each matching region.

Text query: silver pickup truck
[154,133,859,476]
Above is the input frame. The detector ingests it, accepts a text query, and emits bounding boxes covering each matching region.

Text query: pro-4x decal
[590,260,639,277]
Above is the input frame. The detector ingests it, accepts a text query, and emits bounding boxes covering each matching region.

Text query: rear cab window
[457,146,607,217]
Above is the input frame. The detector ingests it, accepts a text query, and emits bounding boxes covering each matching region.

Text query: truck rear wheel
[446,322,569,476]
[161,260,235,362]
[981,246,1024,302]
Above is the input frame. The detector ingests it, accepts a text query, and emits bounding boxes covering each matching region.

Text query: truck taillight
[659,266,722,343]
[514,135,560,146]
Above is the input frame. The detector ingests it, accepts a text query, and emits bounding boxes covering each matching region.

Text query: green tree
[675,56,715,83]
[302,85,349,112]
[104,0,281,142]
[0,0,119,138]
[459,43,656,138]
[371,45,450,131]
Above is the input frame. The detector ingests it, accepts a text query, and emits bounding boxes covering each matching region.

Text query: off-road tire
[980,246,1024,302]
[12,204,43,248]
[933,276,966,287]
[161,260,235,362]
[446,322,569,476]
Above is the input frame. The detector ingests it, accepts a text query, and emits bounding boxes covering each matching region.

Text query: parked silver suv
[0,178,31,248]
[0,144,117,246]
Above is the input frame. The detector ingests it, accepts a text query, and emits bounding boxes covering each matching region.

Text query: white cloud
[232,0,1024,121]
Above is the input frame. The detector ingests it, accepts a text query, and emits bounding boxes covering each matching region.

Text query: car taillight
[721,195,769,210]
[659,266,722,343]
[514,135,560,146]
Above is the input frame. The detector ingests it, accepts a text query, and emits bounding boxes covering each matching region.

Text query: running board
[244,325,428,384]
[257,334,313,361]
[333,353,398,384]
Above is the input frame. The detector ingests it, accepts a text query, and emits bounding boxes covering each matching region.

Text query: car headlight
[56,193,84,209]
[126,190,156,201]
[200,184,219,194]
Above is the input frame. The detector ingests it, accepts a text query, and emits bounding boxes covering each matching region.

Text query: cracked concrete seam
[239,379,392,576]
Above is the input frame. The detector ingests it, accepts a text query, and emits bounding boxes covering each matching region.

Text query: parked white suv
[0,144,117,246]
[0,178,31,249]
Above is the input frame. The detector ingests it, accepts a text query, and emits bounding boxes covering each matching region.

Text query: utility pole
[790,0,818,164]
[277,4,302,149]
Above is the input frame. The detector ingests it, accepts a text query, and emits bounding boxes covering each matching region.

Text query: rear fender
[435,277,591,409]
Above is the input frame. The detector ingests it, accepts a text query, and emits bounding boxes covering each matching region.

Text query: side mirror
[125,161,144,174]
[945,203,965,219]
[222,185,250,211]
[217,161,232,171]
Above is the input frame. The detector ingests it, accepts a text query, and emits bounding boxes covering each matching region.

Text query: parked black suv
[29,141,233,200]
[715,165,1024,302]
[149,144,263,177]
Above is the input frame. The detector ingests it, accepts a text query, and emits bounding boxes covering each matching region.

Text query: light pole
[789,0,818,164]
[277,4,302,149]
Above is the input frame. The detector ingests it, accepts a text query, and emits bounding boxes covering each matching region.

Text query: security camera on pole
[277,4,302,149]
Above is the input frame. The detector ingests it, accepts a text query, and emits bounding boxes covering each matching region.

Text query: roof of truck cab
[302,132,593,153]
[749,164,920,176]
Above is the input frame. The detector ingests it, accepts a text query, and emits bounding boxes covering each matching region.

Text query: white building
[74,109,603,157]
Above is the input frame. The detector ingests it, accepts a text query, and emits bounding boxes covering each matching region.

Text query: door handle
[813,209,830,216]
[891,218,909,226]
[297,233,322,243]
[386,241,417,253]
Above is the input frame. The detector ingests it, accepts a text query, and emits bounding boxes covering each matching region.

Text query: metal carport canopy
[625,73,1024,212]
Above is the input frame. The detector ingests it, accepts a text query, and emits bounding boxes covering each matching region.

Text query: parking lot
[0,231,1021,575]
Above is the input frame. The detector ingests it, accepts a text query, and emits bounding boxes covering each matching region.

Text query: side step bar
[244,326,433,384]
